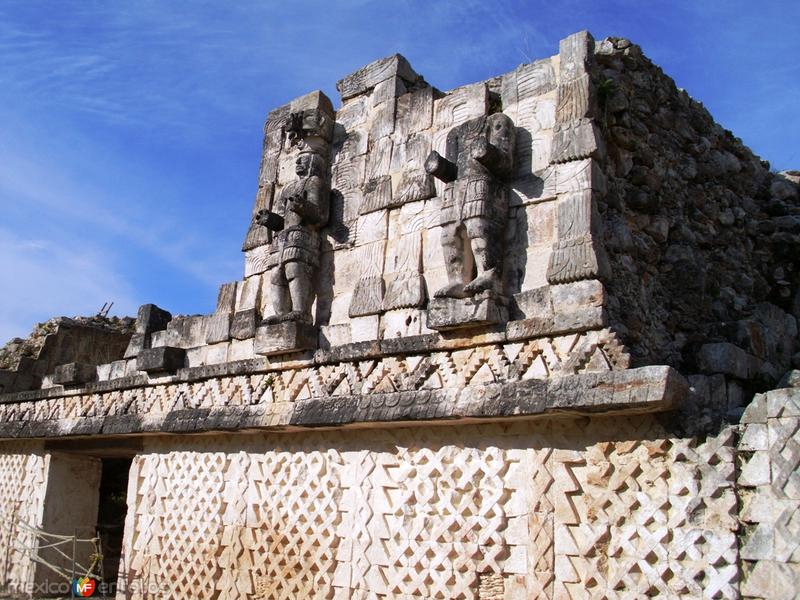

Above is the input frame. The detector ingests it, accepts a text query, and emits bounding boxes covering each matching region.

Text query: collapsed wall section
[593,38,800,379]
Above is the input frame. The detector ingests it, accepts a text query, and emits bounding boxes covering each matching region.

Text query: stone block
[215,282,238,314]
[185,346,208,368]
[254,321,317,356]
[766,387,800,418]
[740,485,793,524]
[205,343,230,365]
[426,294,507,331]
[336,54,419,101]
[206,313,232,344]
[350,315,379,342]
[135,303,172,335]
[52,362,96,386]
[550,119,603,165]
[552,305,606,333]
[380,308,424,339]
[235,277,261,312]
[319,324,352,349]
[123,333,147,359]
[741,560,800,600]
[558,30,594,82]
[228,339,255,362]
[149,330,167,348]
[433,82,487,129]
[164,315,208,348]
[136,347,186,374]
[738,450,770,487]
[395,86,435,137]
[501,58,557,112]
[741,393,767,424]
[547,235,604,284]
[697,342,752,379]
[739,423,769,451]
[96,363,112,382]
[244,245,272,277]
[230,309,258,341]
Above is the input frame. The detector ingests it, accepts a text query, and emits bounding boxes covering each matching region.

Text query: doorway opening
[96,457,133,587]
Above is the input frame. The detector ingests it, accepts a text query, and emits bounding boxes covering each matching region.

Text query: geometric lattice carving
[120,427,548,600]
[0,443,48,590]
[551,418,739,599]
[111,412,746,599]
[738,389,800,600]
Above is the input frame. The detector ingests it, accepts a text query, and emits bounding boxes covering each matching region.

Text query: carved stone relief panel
[425,111,516,330]
[250,92,335,355]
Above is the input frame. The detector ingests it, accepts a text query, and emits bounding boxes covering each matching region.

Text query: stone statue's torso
[270,175,326,266]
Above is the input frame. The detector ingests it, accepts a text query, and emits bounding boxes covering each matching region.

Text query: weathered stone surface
[426,293,508,331]
[336,54,420,101]
[122,332,146,359]
[52,362,96,386]
[254,320,317,356]
[136,346,186,374]
[738,386,800,600]
[0,30,799,599]
[205,312,232,344]
[230,308,257,340]
[215,281,238,314]
[134,303,172,336]
[698,342,754,379]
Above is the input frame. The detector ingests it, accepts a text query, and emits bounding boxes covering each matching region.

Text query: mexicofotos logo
[73,577,96,597]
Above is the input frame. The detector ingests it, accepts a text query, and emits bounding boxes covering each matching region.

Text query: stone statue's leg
[436,222,469,298]
[464,217,499,294]
[262,266,291,324]
[285,261,314,323]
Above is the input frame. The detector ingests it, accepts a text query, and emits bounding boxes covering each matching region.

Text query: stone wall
[738,384,800,599]
[594,38,800,378]
[118,415,737,600]
[0,316,133,394]
[0,441,48,592]
[0,29,797,600]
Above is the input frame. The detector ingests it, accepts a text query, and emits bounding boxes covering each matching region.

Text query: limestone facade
[0,29,798,599]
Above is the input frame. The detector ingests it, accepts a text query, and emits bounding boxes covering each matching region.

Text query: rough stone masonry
[0,31,798,599]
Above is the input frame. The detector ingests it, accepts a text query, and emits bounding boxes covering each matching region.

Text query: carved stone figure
[257,149,330,325]
[425,112,516,299]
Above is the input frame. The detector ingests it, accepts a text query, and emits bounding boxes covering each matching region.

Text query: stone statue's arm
[288,179,329,226]
[425,151,457,183]
[472,113,516,177]
[255,209,284,231]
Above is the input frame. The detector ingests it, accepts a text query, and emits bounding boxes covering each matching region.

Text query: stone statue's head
[295,151,325,178]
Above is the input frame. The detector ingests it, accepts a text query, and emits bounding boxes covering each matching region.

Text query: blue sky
[0,0,798,343]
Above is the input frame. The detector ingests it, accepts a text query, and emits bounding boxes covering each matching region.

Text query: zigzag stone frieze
[0,329,686,439]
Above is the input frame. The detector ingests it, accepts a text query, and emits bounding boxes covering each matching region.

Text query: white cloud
[0,227,138,343]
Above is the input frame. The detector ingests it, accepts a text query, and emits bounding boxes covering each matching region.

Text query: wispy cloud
[0,0,796,344]
[0,227,138,342]
[0,125,241,289]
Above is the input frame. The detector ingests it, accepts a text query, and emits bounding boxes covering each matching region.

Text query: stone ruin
[0,31,799,599]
